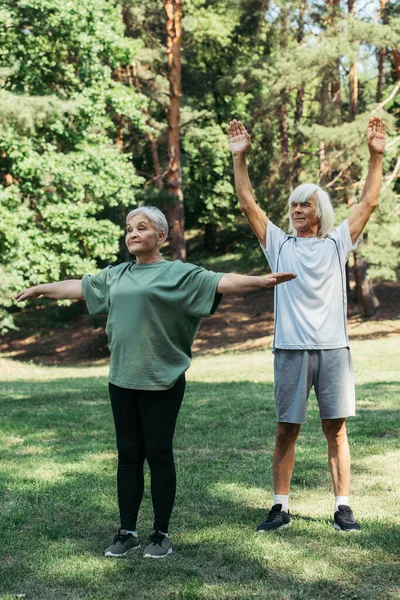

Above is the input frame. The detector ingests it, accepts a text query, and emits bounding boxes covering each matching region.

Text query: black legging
[109,375,185,533]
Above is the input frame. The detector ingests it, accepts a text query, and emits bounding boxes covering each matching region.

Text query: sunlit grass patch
[0,337,399,600]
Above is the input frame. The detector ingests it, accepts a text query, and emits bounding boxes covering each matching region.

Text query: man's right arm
[229,120,269,246]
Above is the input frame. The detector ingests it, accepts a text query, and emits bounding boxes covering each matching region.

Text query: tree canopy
[1,0,399,331]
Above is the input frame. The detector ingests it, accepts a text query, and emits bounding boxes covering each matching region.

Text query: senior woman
[16,206,296,559]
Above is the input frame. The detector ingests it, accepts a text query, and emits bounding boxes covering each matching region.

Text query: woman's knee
[145,442,174,468]
[117,437,144,466]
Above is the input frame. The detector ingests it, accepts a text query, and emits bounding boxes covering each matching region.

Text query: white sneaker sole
[143,548,173,559]
[104,545,141,558]
[257,522,291,533]
[333,523,360,532]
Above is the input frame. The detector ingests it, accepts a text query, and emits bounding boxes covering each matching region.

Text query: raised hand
[367,116,386,156]
[228,119,251,156]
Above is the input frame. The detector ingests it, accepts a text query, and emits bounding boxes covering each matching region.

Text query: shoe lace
[149,531,166,546]
[113,531,132,544]
[338,507,354,521]
[265,507,284,523]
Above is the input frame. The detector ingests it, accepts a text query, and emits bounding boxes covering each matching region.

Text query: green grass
[0,338,399,600]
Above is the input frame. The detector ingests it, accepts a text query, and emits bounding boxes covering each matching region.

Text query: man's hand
[228,119,251,156]
[367,116,386,156]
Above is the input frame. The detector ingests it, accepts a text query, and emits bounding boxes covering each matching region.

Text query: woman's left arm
[217,272,296,294]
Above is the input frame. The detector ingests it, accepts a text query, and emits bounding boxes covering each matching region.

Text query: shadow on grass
[0,377,399,600]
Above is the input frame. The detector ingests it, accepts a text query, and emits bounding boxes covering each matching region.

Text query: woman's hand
[15,286,43,302]
[15,280,84,302]
[217,272,296,294]
[261,272,298,288]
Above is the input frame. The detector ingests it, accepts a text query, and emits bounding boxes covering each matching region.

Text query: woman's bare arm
[15,280,84,302]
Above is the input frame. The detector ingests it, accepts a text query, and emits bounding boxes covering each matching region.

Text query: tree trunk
[393,48,400,82]
[148,132,163,190]
[292,1,306,184]
[204,222,217,253]
[278,4,290,182]
[295,0,306,127]
[164,0,186,260]
[348,0,358,122]
[278,94,289,166]
[376,0,389,102]
[319,141,330,186]
[331,58,342,120]
[376,47,386,103]
[354,255,380,317]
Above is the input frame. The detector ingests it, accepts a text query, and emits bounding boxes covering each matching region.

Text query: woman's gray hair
[126,206,169,243]
[288,183,335,238]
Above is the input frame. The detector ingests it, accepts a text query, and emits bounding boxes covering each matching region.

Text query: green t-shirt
[82,260,224,390]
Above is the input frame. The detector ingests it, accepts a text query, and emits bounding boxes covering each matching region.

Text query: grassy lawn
[0,338,399,600]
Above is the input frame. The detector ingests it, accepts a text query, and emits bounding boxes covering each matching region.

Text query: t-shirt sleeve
[82,267,112,315]
[186,266,225,318]
[262,220,287,272]
[331,219,358,263]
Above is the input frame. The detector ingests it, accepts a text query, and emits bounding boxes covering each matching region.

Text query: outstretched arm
[217,272,296,294]
[348,116,386,244]
[228,119,269,246]
[15,280,84,302]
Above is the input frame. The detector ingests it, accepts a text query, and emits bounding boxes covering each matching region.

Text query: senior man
[228,116,386,531]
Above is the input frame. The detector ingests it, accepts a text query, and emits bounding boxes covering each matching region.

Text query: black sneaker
[257,503,291,532]
[333,505,360,532]
[104,529,140,557]
[143,530,173,558]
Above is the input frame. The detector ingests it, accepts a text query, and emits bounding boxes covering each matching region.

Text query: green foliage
[182,123,237,228]
[0,0,148,330]
[1,0,399,332]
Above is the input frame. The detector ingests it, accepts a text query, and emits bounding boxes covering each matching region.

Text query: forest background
[0,0,399,336]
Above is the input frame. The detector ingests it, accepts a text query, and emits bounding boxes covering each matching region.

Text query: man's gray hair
[288,183,335,238]
[126,206,169,243]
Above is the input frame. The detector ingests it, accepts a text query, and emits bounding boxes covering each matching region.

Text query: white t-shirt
[262,220,357,350]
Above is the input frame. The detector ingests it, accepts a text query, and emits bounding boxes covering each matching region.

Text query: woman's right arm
[15,279,84,302]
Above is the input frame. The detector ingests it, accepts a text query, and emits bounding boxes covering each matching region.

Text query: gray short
[274,348,355,424]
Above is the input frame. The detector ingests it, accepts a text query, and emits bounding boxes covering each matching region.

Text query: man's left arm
[348,116,386,245]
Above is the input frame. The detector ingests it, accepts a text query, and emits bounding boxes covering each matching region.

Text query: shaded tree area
[0,0,399,331]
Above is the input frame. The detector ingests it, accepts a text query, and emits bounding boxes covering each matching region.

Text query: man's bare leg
[321,418,350,497]
[273,422,301,494]
[321,418,359,530]
[257,422,300,532]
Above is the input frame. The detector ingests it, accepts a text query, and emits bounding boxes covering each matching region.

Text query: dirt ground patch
[1,281,399,365]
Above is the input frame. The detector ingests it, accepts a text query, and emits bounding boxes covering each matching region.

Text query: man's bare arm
[228,120,269,246]
[15,280,84,302]
[348,117,386,244]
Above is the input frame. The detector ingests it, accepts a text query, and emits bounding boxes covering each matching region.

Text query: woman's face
[125,215,164,256]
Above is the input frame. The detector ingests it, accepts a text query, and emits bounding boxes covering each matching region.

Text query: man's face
[290,193,320,236]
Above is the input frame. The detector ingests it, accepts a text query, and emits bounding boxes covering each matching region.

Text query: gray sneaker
[104,529,140,557]
[143,530,173,558]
